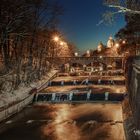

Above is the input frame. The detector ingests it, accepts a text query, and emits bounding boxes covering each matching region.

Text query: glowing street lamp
[60,41,64,46]
[99,55,103,59]
[75,52,78,57]
[86,50,90,54]
[86,50,90,57]
[115,43,119,48]
[53,36,59,42]
[52,36,59,58]
[122,40,126,44]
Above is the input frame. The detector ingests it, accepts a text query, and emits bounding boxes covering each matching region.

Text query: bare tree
[0,0,64,90]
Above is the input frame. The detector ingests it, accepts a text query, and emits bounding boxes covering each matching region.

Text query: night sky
[58,0,126,52]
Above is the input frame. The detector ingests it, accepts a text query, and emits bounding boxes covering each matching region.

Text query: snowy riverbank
[0,69,57,109]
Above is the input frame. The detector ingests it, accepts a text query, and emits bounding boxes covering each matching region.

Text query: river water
[0,103,125,140]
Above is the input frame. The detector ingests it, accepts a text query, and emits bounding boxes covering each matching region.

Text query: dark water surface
[0,103,125,140]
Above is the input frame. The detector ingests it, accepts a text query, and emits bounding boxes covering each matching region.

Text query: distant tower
[107,36,115,48]
[97,42,104,52]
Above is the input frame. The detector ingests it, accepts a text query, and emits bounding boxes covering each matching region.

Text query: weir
[48,79,125,86]
[33,65,126,104]
[33,91,126,103]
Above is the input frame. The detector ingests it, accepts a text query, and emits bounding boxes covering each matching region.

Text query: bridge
[46,56,125,69]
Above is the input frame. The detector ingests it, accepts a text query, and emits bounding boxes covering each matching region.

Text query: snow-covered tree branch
[108,4,140,14]
[97,0,140,26]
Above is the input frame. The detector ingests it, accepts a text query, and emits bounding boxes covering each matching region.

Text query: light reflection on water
[41,104,81,140]
[0,103,124,140]
[40,103,124,140]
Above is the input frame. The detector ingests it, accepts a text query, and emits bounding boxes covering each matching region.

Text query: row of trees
[0,0,76,91]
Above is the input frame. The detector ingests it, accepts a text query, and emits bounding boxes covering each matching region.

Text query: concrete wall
[127,57,140,131]
[123,56,140,140]
[0,94,34,122]
[119,56,140,140]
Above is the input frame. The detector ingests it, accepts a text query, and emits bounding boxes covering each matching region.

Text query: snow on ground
[0,70,57,109]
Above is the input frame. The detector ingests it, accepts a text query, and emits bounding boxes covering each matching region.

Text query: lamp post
[115,43,120,55]
[59,41,69,57]
[51,36,60,67]
[86,50,90,57]
[53,36,59,57]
